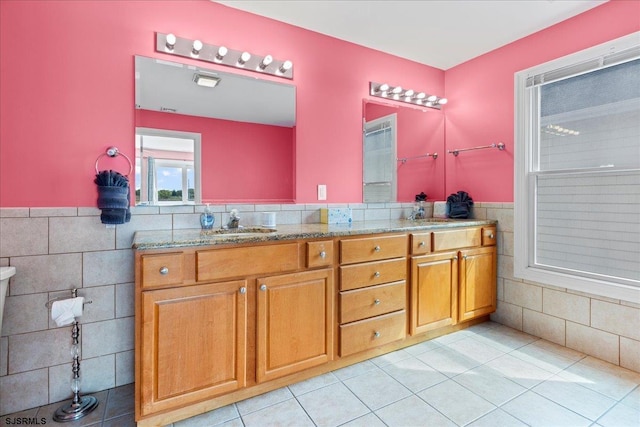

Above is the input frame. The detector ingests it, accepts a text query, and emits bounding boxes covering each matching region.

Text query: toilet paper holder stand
[45,288,98,422]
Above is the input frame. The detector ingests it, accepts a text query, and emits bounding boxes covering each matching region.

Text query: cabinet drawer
[482,226,497,246]
[306,240,334,268]
[411,233,432,255]
[340,281,406,324]
[197,243,301,282]
[432,227,481,251]
[340,235,407,264]
[340,258,407,291]
[141,252,185,289]
[340,310,406,357]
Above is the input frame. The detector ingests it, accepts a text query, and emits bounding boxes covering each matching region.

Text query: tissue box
[320,208,352,224]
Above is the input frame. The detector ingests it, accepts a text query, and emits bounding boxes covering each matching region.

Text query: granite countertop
[132,219,497,250]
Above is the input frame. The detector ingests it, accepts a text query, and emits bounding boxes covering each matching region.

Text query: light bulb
[279,60,293,73]
[165,33,176,51]
[404,89,415,97]
[378,83,390,92]
[259,55,273,70]
[438,98,448,105]
[427,95,438,102]
[416,92,426,99]
[216,46,228,61]
[392,86,403,94]
[238,52,251,65]
[191,40,203,56]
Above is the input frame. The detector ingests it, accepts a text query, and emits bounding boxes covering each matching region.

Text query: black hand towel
[95,170,131,224]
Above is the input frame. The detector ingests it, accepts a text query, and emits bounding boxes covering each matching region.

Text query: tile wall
[0,202,638,415]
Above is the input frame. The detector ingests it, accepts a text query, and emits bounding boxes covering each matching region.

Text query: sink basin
[201,226,277,236]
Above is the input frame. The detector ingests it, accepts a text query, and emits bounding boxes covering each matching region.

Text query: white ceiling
[216,0,607,70]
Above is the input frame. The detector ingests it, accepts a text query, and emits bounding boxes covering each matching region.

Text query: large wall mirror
[363,100,445,203]
[134,55,296,205]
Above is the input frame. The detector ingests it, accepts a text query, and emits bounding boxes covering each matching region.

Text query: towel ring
[95,146,133,177]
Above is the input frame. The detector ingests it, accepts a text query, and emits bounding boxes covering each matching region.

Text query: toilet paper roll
[51,297,84,327]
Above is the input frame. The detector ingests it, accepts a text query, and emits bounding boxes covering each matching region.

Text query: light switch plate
[317,184,327,201]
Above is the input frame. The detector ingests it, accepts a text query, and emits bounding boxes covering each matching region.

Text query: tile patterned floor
[2,322,639,427]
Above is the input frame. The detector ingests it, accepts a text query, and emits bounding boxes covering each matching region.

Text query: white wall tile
[566,321,619,365]
[82,317,134,359]
[115,214,172,249]
[83,249,134,287]
[0,208,29,218]
[364,208,391,221]
[504,279,542,312]
[0,369,48,415]
[77,207,102,216]
[543,288,590,326]
[0,218,48,256]
[1,293,49,336]
[9,254,82,295]
[159,205,194,214]
[501,231,514,256]
[115,283,134,318]
[591,300,640,341]
[49,217,115,253]
[49,354,115,403]
[115,350,134,386]
[497,254,515,281]
[0,337,7,376]
[29,208,77,217]
[275,210,302,225]
[9,328,71,374]
[172,213,201,230]
[47,286,114,327]
[490,301,523,330]
[620,337,640,372]
[486,207,513,232]
[523,308,566,346]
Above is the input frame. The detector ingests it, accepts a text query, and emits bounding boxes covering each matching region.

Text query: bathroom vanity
[133,219,497,426]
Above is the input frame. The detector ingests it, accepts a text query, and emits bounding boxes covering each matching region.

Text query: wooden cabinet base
[135,315,489,427]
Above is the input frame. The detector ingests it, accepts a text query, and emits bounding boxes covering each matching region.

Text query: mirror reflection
[363,100,445,203]
[134,56,296,205]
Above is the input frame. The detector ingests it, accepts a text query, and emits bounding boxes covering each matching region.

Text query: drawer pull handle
[374,298,381,305]
[239,287,246,294]
[419,241,426,247]
[489,233,494,239]
[260,284,267,291]
[373,331,381,338]
[159,267,169,275]
[453,255,458,261]
[374,246,381,252]
[374,271,381,278]
[319,251,327,259]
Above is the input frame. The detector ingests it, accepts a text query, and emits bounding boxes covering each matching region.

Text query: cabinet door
[139,281,247,416]
[410,251,458,335]
[256,269,334,383]
[459,246,497,322]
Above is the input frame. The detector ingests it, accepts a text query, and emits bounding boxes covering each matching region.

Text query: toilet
[0,266,16,335]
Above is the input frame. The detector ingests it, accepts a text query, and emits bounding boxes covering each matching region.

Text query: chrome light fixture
[370,81,447,110]
[193,74,221,88]
[156,32,294,79]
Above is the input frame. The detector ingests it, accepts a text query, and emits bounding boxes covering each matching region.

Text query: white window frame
[514,32,640,303]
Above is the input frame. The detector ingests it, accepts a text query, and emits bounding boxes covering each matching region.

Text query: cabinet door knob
[463,255,468,260]
[374,245,381,252]
[374,298,381,305]
[373,331,381,338]
[319,251,326,259]
[239,287,246,294]
[453,255,458,261]
[374,271,381,278]
[159,267,169,275]
[260,284,267,291]
[419,241,426,247]
[489,233,495,239]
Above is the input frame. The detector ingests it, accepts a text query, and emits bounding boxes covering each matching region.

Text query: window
[514,32,640,303]
[363,113,397,202]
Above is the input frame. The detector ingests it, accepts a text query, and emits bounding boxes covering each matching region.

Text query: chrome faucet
[226,209,240,229]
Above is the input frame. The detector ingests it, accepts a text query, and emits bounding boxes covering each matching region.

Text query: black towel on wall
[95,170,131,224]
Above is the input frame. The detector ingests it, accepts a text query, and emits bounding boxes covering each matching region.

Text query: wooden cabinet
[256,269,334,383]
[139,281,247,416]
[410,251,458,334]
[459,246,497,322]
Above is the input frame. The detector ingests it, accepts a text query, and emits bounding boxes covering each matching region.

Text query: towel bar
[94,146,133,177]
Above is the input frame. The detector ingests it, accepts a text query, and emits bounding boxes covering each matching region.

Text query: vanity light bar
[156,32,293,80]
[369,81,447,110]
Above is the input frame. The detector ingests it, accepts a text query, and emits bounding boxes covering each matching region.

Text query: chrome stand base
[53,396,99,422]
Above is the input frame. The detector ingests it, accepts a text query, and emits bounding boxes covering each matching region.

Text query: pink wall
[444,0,640,202]
[0,0,443,207]
[364,101,445,202]
[136,110,294,202]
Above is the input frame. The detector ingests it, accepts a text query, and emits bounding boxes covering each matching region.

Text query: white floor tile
[417,379,496,426]
[375,394,456,427]
[241,398,314,427]
[501,390,592,427]
[332,360,377,381]
[596,402,640,427]
[620,386,640,411]
[484,353,555,388]
[403,338,442,356]
[511,340,583,373]
[557,357,640,400]
[466,408,528,427]
[445,336,506,364]
[288,372,339,396]
[452,365,527,406]
[296,382,369,427]
[339,412,386,427]
[416,345,482,377]
[343,368,412,410]
[235,387,293,415]
[381,356,448,393]
[369,348,412,367]
[532,375,617,421]
[173,404,239,427]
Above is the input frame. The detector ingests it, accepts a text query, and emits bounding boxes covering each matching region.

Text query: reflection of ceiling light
[193,74,221,88]
[165,33,176,51]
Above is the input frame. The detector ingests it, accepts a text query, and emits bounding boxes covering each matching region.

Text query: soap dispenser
[200,204,215,229]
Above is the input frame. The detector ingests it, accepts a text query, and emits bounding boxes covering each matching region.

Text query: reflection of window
[363,114,397,202]
[135,128,201,205]
[514,34,639,302]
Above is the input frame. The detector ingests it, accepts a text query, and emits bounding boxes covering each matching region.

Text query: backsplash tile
[82,317,134,359]
[82,249,134,287]
[9,253,82,295]
[49,216,115,253]
[0,369,49,415]
[0,218,49,256]
[1,293,49,336]
[9,328,71,374]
